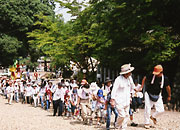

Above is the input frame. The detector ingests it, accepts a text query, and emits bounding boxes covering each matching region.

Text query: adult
[38,84,46,108]
[111,63,135,130]
[140,65,171,129]
[25,82,33,104]
[104,78,118,130]
[77,80,92,125]
[32,84,39,107]
[14,82,19,103]
[53,82,65,116]
[45,82,53,110]
[6,82,14,105]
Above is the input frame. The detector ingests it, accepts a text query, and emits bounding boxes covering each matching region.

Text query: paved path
[0,96,180,130]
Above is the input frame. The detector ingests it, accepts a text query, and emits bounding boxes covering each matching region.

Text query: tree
[0,34,22,66]
[86,0,180,83]
[0,0,55,66]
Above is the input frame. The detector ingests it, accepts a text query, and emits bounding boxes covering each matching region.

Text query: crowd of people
[0,63,171,130]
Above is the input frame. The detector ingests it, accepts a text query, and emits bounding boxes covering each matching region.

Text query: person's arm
[137,76,146,91]
[104,100,108,110]
[166,85,171,102]
[77,96,80,107]
[110,78,119,107]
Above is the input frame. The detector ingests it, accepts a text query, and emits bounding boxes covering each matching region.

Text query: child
[96,89,105,126]
[64,90,72,117]
[70,84,79,119]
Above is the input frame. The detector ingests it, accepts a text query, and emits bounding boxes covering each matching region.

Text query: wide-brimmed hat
[152,65,163,75]
[81,79,88,85]
[120,63,134,75]
[90,82,98,91]
[105,77,112,83]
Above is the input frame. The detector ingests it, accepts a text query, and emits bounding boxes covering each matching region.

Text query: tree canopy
[0,0,55,66]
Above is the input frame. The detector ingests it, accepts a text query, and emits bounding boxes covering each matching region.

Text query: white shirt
[25,86,33,96]
[132,84,143,98]
[14,85,19,93]
[70,92,78,105]
[32,87,39,95]
[104,85,111,94]
[39,87,46,97]
[6,86,14,94]
[53,87,65,102]
[32,87,39,98]
[78,88,91,100]
[111,75,135,107]
[20,83,25,93]
[50,85,57,93]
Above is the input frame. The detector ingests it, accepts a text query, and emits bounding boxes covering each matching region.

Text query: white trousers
[115,104,129,130]
[144,92,164,124]
[7,93,14,104]
[33,96,38,107]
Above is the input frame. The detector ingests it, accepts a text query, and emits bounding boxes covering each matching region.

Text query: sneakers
[130,122,138,127]
[144,124,150,129]
[150,116,157,124]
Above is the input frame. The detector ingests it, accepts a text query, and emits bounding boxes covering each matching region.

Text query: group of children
[0,75,143,130]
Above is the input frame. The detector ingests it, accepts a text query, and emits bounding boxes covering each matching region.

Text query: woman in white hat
[111,63,135,130]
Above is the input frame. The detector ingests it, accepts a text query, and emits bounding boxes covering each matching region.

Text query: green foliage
[0,34,22,66]
[141,26,180,64]
[0,0,55,66]
[84,0,180,75]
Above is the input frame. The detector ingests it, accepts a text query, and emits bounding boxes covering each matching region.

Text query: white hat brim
[120,67,134,75]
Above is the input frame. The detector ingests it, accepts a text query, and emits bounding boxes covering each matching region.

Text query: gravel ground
[0,96,180,130]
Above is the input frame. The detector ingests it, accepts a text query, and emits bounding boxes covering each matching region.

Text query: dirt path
[0,96,180,130]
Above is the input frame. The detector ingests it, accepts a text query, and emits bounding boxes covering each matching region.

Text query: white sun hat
[120,63,134,75]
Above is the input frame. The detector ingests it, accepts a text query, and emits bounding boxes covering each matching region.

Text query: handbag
[148,92,159,102]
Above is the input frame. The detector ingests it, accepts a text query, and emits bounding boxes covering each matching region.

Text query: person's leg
[30,97,33,105]
[7,94,10,104]
[9,93,13,104]
[48,101,51,109]
[58,100,64,116]
[17,92,19,102]
[106,105,111,130]
[115,104,126,129]
[136,97,142,109]
[40,96,44,108]
[112,107,118,126]
[80,103,88,124]
[151,96,164,123]
[129,108,138,126]
[121,105,130,129]
[132,97,137,112]
[34,97,37,107]
[15,92,17,102]
[53,100,58,116]
[144,92,154,126]
[46,100,49,110]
